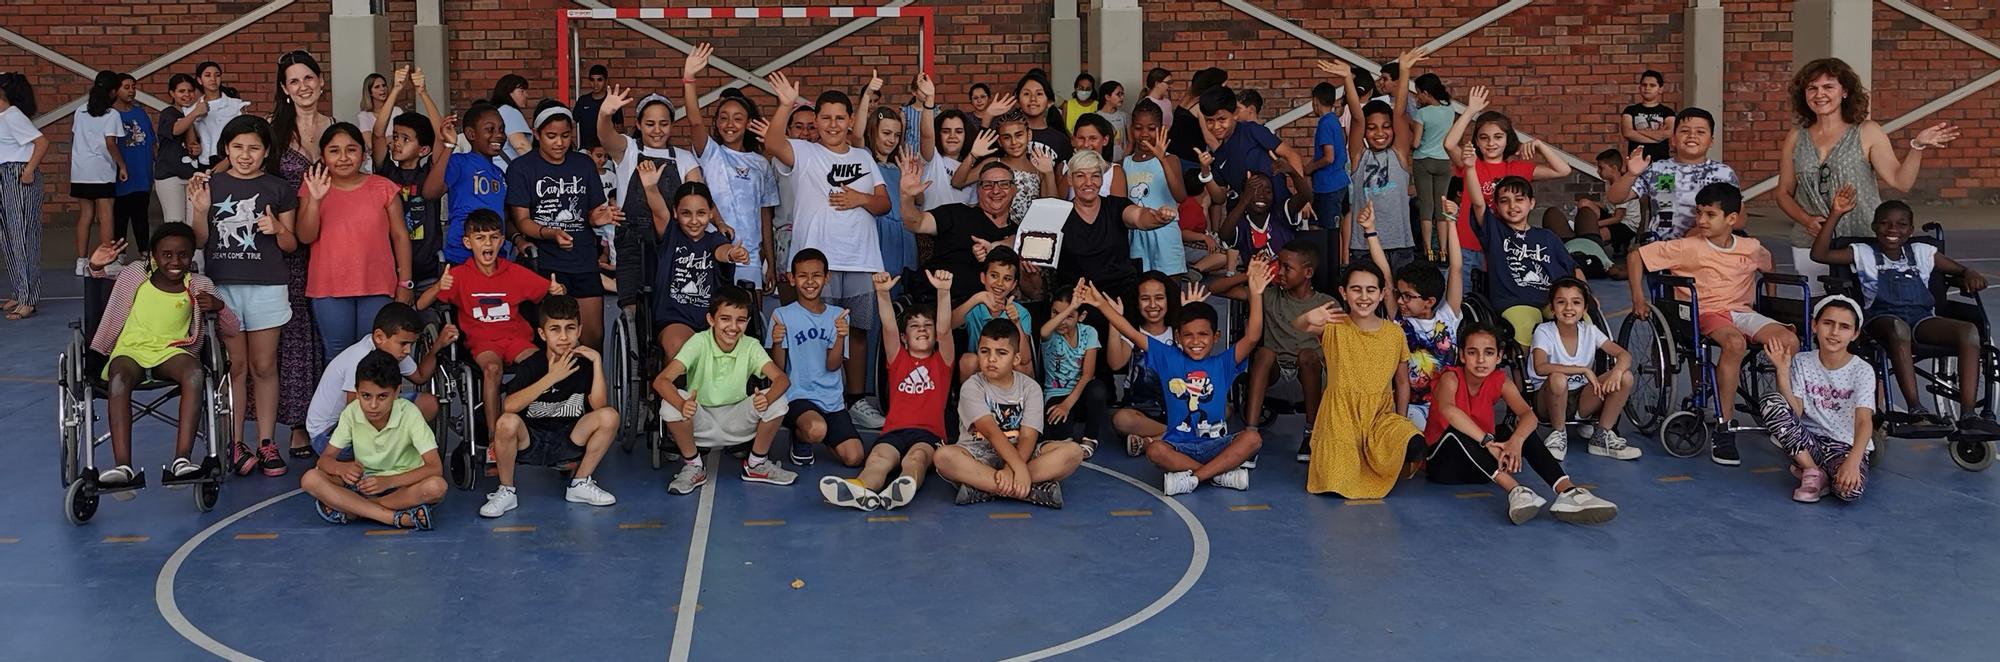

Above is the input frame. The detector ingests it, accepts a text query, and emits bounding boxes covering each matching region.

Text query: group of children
[57,44,1998,531]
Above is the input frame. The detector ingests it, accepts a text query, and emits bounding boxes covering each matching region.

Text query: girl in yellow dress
[1294,259,1423,498]
[85,224,240,486]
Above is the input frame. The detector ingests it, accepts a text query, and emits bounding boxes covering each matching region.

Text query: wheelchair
[1619,270,1815,457]
[1820,223,1999,471]
[55,277,233,524]
[608,245,761,468]
[424,299,597,492]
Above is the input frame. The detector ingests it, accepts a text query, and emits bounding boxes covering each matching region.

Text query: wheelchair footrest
[1888,422,1955,439]
[93,468,148,494]
[159,460,217,487]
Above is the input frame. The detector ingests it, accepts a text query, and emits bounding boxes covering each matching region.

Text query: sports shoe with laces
[819,476,877,511]
[1588,426,1642,460]
[668,462,707,495]
[1025,481,1064,509]
[256,442,287,477]
[847,399,887,430]
[1209,467,1250,490]
[1792,467,1827,503]
[789,441,816,466]
[1551,487,1619,524]
[1163,470,1198,496]
[230,440,258,476]
[742,458,798,486]
[479,486,518,518]
[882,475,918,510]
[955,483,994,505]
[1544,430,1569,462]
[1506,485,1546,525]
[564,477,617,506]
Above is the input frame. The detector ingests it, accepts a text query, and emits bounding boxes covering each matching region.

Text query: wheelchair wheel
[1618,306,1675,434]
[64,478,98,525]
[613,316,644,452]
[57,352,82,488]
[1930,356,1963,422]
[1951,438,1995,471]
[1658,410,1708,458]
[194,480,221,512]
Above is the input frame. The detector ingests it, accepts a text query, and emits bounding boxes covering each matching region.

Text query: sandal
[289,443,318,459]
[391,504,434,531]
[5,304,34,321]
[315,500,351,525]
[0,299,16,312]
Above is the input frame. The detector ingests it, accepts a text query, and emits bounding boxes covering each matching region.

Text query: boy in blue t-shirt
[951,247,1035,380]
[443,103,511,265]
[1469,172,1583,346]
[1078,254,1272,496]
[769,248,861,468]
[1307,81,1350,232]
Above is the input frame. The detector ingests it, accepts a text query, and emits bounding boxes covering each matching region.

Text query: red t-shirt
[1455,159,1536,252]
[882,348,950,439]
[438,259,550,350]
[1425,366,1504,445]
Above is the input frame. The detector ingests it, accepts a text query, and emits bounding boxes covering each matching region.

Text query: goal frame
[556,5,936,103]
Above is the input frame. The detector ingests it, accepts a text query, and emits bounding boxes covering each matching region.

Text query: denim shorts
[214,283,293,332]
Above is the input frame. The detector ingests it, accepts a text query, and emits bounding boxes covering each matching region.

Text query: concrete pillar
[1088,0,1144,112]
[329,0,390,123]
[1052,0,1082,96]
[414,0,450,110]
[1793,0,1874,94]
[1684,0,1725,160]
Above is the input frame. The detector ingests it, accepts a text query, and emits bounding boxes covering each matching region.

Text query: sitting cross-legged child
[932,321,1084,508]
[300,350,448,530]
[478,295,621,518]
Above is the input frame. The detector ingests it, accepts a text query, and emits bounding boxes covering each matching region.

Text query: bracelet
[1364,231,1379,238]
[1910,138,1929,151]
[682,77,696,84]
[1197,171,1214,183]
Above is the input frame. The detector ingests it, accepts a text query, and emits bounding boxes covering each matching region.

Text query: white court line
[669,450,720,662]
[1000,462,1212,662]
[157,489,301,662]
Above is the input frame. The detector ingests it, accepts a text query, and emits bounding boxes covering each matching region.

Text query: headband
[533,106,574,129]
[1813,294,1863,323]
[637,93,673,114]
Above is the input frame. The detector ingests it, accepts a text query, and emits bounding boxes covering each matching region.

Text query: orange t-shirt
[304,175,403,298]
[1635,235,1773,315]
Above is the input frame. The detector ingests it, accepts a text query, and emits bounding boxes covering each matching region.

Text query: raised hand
[1358,201,1378,234]
[1441,196,1460,221]
[1315,59,1353,80]
[255,206,279,235]
[637,160,662,187]
[873,271,899,293]
[1464,86,1490,114]
[770,317,788,346]
[437,264,455,292]
[835,310,851,339]
[865,69,885,97]
[723,243,750,264]
[985,93,1017,117]
[186,171,211,207]
[767,72,801,109]
[751,387,772,413]
[1623,146,1652,178]
[747,118,773,141]
[392,65,410,87]
[1195,148,1215,173]
[1182,281,1209,306]
[683,42,713,81]
[1029,144,1055,174]
[410,66,427,90]
[1459,142,1478,168]
[1915,121,1961,149]
[898,149,929,197]
[970,237,996,262]
[1247,253,1274,294]
[926,269,952,292]
[438,114,459,146]
[88,239,128,270]
[1301,301,1347,330]
[1397,46,1432,71]
[1830,184,1858,219]
[602,84,633,116]
[547,272,567,295]
[915,72,936,106]
[304,163,331,200]
[970,129,1000,160]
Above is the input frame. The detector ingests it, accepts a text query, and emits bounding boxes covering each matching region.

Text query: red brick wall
[7,0,2000,227]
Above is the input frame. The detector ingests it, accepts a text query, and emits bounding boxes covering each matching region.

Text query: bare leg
[932,445,1004,493]
[493,413,526,487]
[247,328,280,444]
[751,412,783,456]
[664,418,701,458]
[474,351,506,439]
[1710,327,1748,423]
[1297,347,1325,427]
[1113,408,1167,438]
[858,443,903,490]
[1027,441,1084,482]
[568,408,619,479]
[155,353,204,459]
[830,438,866,467]
[105,357,144,467]
[898,443,935,490]
[578,296,604,349]
[657,324,696,370]
[1245,347,1276,430]
[844,330,868,402]
[1541,206,1575,241]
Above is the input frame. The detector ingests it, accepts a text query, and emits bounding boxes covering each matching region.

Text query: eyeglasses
[978,181,1016,190]
[1395,291,1424,300]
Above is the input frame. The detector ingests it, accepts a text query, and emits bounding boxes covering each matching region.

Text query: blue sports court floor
[6,232,2000,661]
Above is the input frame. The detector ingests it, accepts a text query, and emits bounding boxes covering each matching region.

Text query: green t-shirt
[330,398,437,477]
[675,330,774,408]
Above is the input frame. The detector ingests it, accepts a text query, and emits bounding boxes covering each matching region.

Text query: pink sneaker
[1792,467,1827,503]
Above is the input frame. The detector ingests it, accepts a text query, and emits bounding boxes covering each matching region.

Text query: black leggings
[112,191,150,248]
[1426,425,1567,488]
[1044,379,1112,442]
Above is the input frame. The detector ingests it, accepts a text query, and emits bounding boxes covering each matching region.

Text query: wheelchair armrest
[1922,222,1944,240]
[1758,272,1810,289]
[1818,273,1861,298]
[1646,271,1695,289]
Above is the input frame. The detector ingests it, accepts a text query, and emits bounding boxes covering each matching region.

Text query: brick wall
[6,0,2000,227]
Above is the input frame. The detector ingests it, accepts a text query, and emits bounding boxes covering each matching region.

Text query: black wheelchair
[56,277,233,524]
[1619,270,1815,457]
[1820,223,1998,471]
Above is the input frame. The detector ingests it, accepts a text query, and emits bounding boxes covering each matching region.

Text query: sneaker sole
[478,504,517,518]
[1508,498,1545,525]
[564,493,616,506]
[260,466,288,477]
[1587,446,1643,461]
[1125,435,1146,457]
[1791,492,1823,504]
[1710,455,1742,466]
[1551,504,1618,525]
[742,473,797,486]
[668,478,707,495]
[818,477,871,510]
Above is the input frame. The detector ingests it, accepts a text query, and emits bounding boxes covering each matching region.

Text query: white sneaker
[819,476,877,511]
[1551,487,1619,524]
[1209,467,1250,490]
[847,399,886,430]
[74,258,89,277]
[1587,426,1643,460]
[564,477,617,506]
[1162,470,1198,496]
[479,486,518,518]
[1544,430,1569,462]
[1506,485,1546,525]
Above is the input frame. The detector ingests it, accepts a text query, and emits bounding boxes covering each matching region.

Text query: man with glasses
[573,64,621,151]
[902,160,1022,304]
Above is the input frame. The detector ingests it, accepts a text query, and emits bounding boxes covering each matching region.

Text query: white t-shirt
[193,96,249,162]
[69,108,127,184]
[498,105,531,162]
[777,138,884,272]
[1850,242,1937,304]
[922,154,973,210]
[1528,320,1610,390]
[305,339,419,437]
[1790,352,1876,449]
[357,106,404,137]
[612,143,700,211]
[0,106,41,164]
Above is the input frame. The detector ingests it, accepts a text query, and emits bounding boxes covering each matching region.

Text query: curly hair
[1790,57,1869,127]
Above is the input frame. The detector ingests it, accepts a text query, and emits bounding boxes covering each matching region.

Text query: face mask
[1075,90,1093,102]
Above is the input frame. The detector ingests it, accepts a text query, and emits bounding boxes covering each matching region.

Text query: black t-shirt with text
[504,150,606,275]
[505,351,596,430]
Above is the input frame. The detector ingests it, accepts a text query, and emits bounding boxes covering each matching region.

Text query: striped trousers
[0,162,42,306]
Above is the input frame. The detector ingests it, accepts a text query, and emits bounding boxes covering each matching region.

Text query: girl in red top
[819,269,956,512]
[1442,87,1573,279]
[1426,322,1617,526]
[298,122,411,359]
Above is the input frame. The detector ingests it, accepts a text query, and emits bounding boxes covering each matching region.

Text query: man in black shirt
[900,159,1022,304]
[573,64,621,152]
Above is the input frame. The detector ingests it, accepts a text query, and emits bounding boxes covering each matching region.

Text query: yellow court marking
[233,533,279,540]
[1229,504,1271,512]
[1455,491,1493,499]
[492,525,536,533]
[743,519,786,527]
[866,515,909,523]
[1658,475,1694,483]
[1345,499,1385,506]
[1750,466,1785,474]
[365,529,411,536]
[102,535,149,543]
[1912,442,1941,452]
[988,512,1032,520]
[1110,509,1154,517]
[619,521,664,529]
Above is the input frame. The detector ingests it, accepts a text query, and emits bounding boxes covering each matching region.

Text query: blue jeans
[1312,189,1348,232]
[312,295,392,359]
[1460,248,1485,293]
